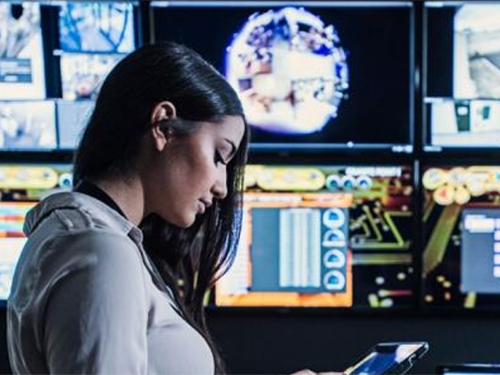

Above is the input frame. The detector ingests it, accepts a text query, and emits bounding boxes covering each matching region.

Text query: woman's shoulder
[19,191,146,288]
[10,207,147,315]
[25,191,136,239]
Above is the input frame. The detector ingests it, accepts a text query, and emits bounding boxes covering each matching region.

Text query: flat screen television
[0,3,46,100]
[57,2,137,100]
[425,2,500,150]
[153,1,414,152]
[0,100,57,151]
[216,164,415,309]
[55,99,93,149]
[423,165,500,309]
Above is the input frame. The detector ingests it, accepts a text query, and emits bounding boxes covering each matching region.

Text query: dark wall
[1,307,500,374]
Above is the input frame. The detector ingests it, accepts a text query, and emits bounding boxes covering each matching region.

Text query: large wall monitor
[153,1,414,151]
[423,165,500,309]
[0,3,46,100]
[216,164,415,309]
[57,2,136,100]
[425,2,500,150]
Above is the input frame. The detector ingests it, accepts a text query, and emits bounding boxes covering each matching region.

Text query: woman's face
[145,115,245,228]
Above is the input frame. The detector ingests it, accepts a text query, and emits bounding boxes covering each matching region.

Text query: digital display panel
[0,164,73,300]
[58,2,136,100]
[425,2,500,150]
[423,165,500,309]
[0,101,57,150]
[56,100,93,149]
[439,364,500,375]
[60,52,124,100]
[0,3,46,99]
[153,1,413,151]
[59,2,135,53]
[216,164,415,309]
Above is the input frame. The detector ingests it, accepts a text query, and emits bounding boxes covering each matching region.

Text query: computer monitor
[216,164,415,308]
[59,53,124,100]
[425,2,500,150]
[423,165,500,309]
[58,2,135,54]
[0,3,46,100]
[0,100,57,151]
[153,1,414,151]
[57,2,137,100]
[0,164,73,301]
[438,364,500,375]
[55,100,93,149]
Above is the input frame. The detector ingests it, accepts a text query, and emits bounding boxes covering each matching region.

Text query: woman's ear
[150,101,177,152]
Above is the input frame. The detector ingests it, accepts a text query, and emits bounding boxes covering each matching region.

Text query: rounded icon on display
[325,174,342,190]
[466,179,486,197]
[433,185,454,206]
[58,173,73,189]
[323,249,346,268]
[356,175,372,190]
[454,185,471,205]
[423,168,448,191]
[341,175,357,190]
[16,169,29,181]
[323,270,346,291]
[448,167,467,185]
[322,208,346,228]
[322,229,346,247]
[42,170,53,180]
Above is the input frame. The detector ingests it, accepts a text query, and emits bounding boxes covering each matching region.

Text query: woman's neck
[93,176,145,226]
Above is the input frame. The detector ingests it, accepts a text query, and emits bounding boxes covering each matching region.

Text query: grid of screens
[422,165,500,309]
[3,0,500,312]
[216,164,415,309]
[425,1,500,150]
[153,1,413,151]
[0,1,138,152]
[0,164,73,300]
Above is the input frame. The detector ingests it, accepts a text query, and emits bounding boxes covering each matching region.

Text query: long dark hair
[73,42,249,374]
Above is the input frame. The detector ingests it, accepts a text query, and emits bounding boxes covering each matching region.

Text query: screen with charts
[153,1,413,151]
[0,164,73,301]
[0,2,46,100]
[215,165,415,309]
[57,2,136,100]
[423,165,500,309]
[425,2,500,150]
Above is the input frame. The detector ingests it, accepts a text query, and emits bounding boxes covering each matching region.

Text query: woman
[7,42,334,375]
[7,42,247,375]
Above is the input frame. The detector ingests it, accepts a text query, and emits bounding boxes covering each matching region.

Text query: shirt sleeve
[41,231,149,375]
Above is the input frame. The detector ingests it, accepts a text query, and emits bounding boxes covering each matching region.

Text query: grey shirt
[7,192,215,375]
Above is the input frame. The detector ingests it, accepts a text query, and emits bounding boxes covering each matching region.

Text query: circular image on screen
[226,7,349,135]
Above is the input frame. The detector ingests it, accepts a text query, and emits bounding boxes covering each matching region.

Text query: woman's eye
[214,151,227,166]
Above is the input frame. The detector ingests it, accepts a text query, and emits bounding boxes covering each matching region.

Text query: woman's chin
[176,214,197,229]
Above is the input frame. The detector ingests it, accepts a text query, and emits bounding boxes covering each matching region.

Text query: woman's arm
[42,231,149,375]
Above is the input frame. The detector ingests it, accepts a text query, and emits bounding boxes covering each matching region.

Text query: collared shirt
[7,192,214,375]
[74,180,127,219]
